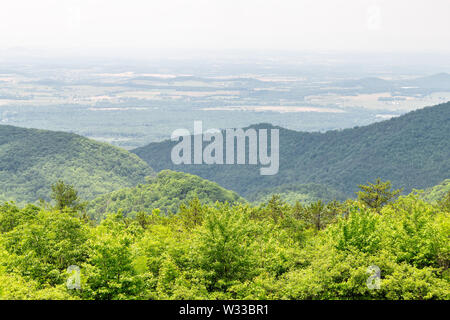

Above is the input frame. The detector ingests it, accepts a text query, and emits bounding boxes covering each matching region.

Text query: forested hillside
[423,179,450,203]
[0,125,154,203]
[87,170,242,221]
[133,102,450,197]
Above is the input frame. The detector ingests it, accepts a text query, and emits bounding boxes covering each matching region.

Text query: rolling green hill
[133,102,450,197]
[87,170,243,220]
[422,179,450,203]
[0,125,154,203]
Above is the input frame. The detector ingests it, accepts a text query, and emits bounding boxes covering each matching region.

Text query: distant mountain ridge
[132,102,450,197]
[405,73,450,90]
[330,73,450,94]
[0,125,154,203]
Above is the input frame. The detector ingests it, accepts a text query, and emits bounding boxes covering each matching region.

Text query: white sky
[0,0,449,53]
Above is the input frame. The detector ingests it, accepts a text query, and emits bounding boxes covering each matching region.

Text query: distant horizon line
[2,47,450,58]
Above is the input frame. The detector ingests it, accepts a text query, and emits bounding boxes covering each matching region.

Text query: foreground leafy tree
[0,264,74,300]
[279,198,449,300]
[0,207,89,287]
[79,216,145,300]
[0,202,39,233]
[379,195,449,269]
[195,204,257,294]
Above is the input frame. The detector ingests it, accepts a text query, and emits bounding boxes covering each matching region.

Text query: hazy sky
[1,0,449,53]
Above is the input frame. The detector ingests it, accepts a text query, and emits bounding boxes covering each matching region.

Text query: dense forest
[0,179,448,299]
[0,125,153,203]
[133,102,450,197]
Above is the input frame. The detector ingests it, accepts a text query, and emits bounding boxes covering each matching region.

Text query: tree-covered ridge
[247,182,347,205]
[0,180,448,300]
[87,170,243,221]
[422,179,450,203]
[133,102,450,197]
[0,125,154,203]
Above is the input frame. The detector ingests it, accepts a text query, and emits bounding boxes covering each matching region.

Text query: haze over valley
[1,52,449,148]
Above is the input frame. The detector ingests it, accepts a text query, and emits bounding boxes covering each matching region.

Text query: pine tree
[51,180,86,212]
[357,178,402,210]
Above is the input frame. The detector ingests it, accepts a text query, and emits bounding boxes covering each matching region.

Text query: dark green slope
[0,125,154,203]
[87,170,243,220]
[132,102,450,197]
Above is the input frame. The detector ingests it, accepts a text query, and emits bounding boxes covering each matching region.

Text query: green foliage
[87,170,243,221]
[79,221,144,300]
[438,191,450,212]
[357,178,402,210]
[422,179,450,203]
[0,208,89,288]
[133,102,450,197]
[302,200,339,230]
[195,203,257,292]
[332,206,381,253]
[0,125,154,204]
[379,195,449,269]
[51,180,86,212]
[248,182,347,205]
[0,183,448,300]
